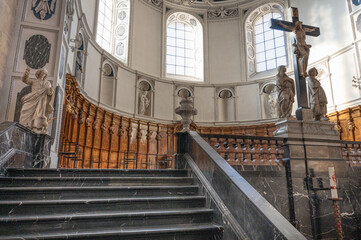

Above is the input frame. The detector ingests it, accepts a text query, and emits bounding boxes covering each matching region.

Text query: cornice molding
[142,0,272,20]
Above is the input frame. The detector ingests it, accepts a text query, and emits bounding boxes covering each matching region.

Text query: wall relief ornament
[208,7,239,19]
[167,0,196,6]
[24,35,51,69]
[146,0,163,8]
[31,0,57,20]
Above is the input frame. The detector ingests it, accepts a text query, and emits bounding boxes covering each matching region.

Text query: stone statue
[277,20,316,77]
[140,91,150,115]
[276,66,295,118]
[308,67,328,121]
[19,67,54,134]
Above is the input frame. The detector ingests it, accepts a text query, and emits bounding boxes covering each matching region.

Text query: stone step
[0,209,214,236]
[2,223,223,240]
[0,185,199,200]
[0,176,194,187]
[5,168,189,178]
[0,196,206,216]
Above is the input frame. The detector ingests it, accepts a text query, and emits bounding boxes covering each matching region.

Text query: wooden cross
[270,7,320,120]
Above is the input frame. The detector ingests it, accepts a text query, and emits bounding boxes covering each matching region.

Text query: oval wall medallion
[23,35,51,69]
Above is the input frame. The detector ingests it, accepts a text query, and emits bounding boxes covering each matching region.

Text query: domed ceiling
[148,0,255,8]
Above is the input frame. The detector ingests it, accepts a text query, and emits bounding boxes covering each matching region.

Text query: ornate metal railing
[200,134,287,166]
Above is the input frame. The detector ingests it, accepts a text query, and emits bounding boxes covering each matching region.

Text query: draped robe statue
[276,66,295,118]
[308,67,328,120]
[19,67,54,134]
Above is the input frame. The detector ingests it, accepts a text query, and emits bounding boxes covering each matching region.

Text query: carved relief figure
[19,67,54,134]
[140,91,150,115]
[308,67,328,121]
[32,0,56,20]
[268,94,277,118]
[275,66,295,118]
[262,83,278,119]
[138,81,152,116]
[277,21,316,77]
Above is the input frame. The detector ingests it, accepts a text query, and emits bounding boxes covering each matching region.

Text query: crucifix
[270,7,320,120]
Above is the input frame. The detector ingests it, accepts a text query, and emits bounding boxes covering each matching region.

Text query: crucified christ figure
[277,20,317,77]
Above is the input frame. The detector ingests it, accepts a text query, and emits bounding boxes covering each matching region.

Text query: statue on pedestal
[19,67,54,134]
[276,66,295,119]
[308,67,328,121]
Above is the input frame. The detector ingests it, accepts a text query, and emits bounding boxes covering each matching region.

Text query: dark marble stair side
[0,196,207,216]
[0,209,214,236]
[0,176,194,186]
[0,168,224,240]
[0,185,200,200]
[1,223,223,240]
[5,168,189,177]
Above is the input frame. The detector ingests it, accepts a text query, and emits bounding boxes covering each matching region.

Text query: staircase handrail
[177,131,306,239]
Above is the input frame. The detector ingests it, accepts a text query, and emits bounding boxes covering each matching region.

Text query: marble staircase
[0,168,223,240]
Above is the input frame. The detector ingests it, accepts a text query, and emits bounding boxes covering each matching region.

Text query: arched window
[96,0,130,63]
[166,12,204,82]
[245,4,287,76]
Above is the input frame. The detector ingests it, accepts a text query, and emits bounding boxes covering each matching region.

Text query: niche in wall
[137,79,154,116]
[74,32,87,87]
[216,88,236,122]
[260,82,277,119]
[100,62,117,107]
[175,86,194,121]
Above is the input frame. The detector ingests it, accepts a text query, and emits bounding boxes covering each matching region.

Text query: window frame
[164,11,205,82]
[245,3,288,77]
[96,0,131,64]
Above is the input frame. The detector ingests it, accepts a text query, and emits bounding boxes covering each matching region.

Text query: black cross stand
[270,7,320,120]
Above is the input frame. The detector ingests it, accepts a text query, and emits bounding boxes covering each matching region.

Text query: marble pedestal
[0,122,52,175]
[273,118,360,239]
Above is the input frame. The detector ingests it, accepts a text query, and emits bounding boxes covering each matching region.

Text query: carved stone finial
[19,67,54,134]
[175,94,197,132]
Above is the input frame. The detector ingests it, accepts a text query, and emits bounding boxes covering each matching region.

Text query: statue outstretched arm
[277,20,294,31]
[22,67,32,85]
[304,27,317,33]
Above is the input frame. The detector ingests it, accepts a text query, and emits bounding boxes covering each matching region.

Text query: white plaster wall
[67,16,79,74]
[236,84,260,121]
[194,87,215,123]
[154,81,174,120]
[131,0,162,76]
[80,0,97,34]
[329,50,360,106]
[208,19,242,84]
[115,67,136,114]
[83,43,101,100]
[290,0,353,64]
